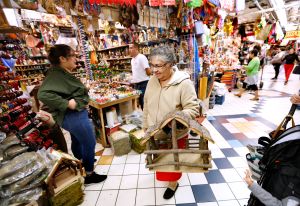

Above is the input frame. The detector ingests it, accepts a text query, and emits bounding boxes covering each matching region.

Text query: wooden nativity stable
[141,111,214,173]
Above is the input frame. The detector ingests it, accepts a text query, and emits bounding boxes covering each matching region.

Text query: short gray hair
[149,46,176,64]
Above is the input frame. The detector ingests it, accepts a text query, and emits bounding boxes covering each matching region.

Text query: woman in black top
[282,48,300,85]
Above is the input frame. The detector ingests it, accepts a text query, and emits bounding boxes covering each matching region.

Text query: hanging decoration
[187,0,203,8]
[149,0,175,6]
[223,16,233,36]
[267,23,276,44]
[12,0,38,10]
[275,21,284,41]
[220,0,234,12]
[77,17,93,80]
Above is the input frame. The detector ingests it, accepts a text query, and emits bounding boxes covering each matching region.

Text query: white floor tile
[80,191,100,206]
[154,178,168,188]
[139,163,154,174]
[155,187,176,205]
[238,198,249,206]
[235,167,248,179]
[85,181,104,191]
[128,150,139,155]
[102,148,114,155]
[178,173,190,186]
[94,165,110,175]
[228,157,248,168]
[120,175,138,189]
[126,154,141,164]
[140,153,147,163]
[188,173,208,185]
[108,164,125,176]
[115,189,136,206]
[102,176,122,190]
[111,155,127,164]
[210,183,235,201]
[137,174,155,188]
[197,202,219,206]
[220,169,243,182]
[174,186,196,204]
[228,182,251,199]
[218,200,240,206]
[123,164,140,175]
[234,147,249,157]
[210,148,226,158]
[211,160,218,170]
[96,190,118,206]
[136,188,156,206]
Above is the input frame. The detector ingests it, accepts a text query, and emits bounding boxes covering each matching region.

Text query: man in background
[129,43,151,110]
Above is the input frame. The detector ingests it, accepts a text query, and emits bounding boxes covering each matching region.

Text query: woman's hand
[68,99,77,110]
[290,94,300,104]
[244,169,254,187]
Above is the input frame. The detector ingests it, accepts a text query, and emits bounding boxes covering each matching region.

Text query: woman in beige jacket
[143,46,199,199]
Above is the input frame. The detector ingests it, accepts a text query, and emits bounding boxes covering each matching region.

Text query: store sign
[284,30,300,40]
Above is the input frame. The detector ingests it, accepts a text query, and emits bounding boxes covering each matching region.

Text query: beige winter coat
[143,70,199,129]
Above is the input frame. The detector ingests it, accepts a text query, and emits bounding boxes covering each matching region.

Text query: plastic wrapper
[0,167,47,198]
[0,135,20,154]
[0,187,43,206]
[3,145,29,161]
[0,132,6,143]
[0,160,42,186]
[0,152,39,180]
[125,111,143,128]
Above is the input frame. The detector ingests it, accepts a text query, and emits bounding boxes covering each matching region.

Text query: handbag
[292,65,300,75]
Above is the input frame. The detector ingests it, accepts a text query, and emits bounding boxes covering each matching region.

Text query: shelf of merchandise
[105,57,132,61]
[97,45,129,52]
[15,63,50,67]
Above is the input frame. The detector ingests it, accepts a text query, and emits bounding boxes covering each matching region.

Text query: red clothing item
[156,135,187,182]
[284,64,294,81]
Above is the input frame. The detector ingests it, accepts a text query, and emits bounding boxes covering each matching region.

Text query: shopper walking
[129,43,151,110]
[234,49,260,101]
[282,48,300,85]
[143,46,199,199]
[38,44,107,185]
[270,47,284,80]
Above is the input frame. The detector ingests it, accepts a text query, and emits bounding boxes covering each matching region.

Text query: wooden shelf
[15,63,50,67]
[105,57,132,61]
[97,45,129,52]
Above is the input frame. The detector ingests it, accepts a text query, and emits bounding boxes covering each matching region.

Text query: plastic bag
[0,152,39,180]
[0,166,46,198]
[0,135,20,153]
[3,145,29,161]
[7,187,43,206]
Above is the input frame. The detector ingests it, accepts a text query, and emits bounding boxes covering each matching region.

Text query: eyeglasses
[149,62,169,70]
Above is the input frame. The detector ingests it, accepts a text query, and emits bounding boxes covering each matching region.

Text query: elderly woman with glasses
[143,46,199,199]
[38,44,107,185]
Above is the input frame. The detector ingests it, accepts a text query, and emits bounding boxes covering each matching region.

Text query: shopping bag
[292,65,300,75]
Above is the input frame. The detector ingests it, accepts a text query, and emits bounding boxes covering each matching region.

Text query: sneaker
[84,172,107,185]
[284,80,288,85]
[271,77,277,80]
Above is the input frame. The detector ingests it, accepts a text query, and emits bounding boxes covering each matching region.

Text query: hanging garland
[77,17,93,80]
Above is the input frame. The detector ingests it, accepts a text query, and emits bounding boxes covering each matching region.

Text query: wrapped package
[3,145,29,161]
[0,187,43,206]
[0,135,20,153]
[109,131,131,156]
[0,152,39,180]
[0,167,47,198]
[129,129,145,154]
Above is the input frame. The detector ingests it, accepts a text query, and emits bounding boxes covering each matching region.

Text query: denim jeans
[62,109,96,172]
[134,80,148,110]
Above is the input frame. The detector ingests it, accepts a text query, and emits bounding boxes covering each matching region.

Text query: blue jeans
[62,109,96,172]
[134,80,148,110]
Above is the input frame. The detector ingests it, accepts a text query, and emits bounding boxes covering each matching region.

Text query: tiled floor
[81,65,300,206]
